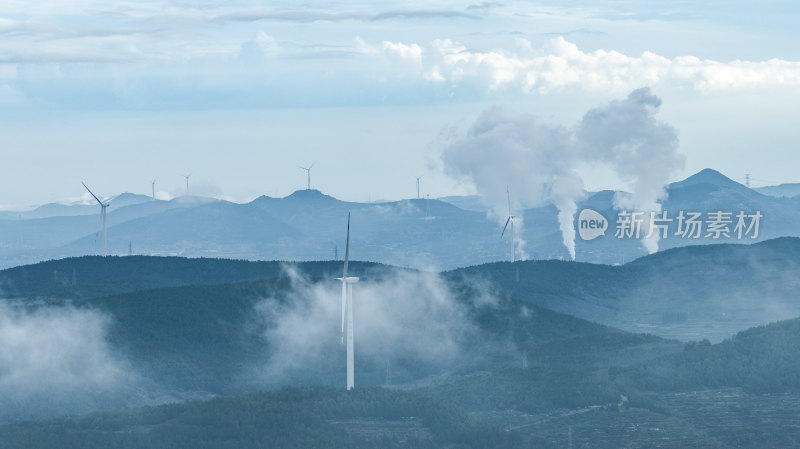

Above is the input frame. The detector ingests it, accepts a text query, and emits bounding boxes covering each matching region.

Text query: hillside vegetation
[1,242,800,446]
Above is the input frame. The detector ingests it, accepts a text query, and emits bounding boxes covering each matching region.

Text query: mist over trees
[1,241,800,447]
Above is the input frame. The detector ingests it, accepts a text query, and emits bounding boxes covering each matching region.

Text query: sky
[1,0,800,208]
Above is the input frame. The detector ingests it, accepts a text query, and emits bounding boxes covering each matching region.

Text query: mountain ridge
[2,168,800,269]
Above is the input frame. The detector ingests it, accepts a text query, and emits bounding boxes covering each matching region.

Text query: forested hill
[0,253,682,422]
[66,275,669,396]
[2,243,800,446]
[3,237,800,342]
[448,237,800,341]
[4,313,800,449]
[0,387,524,449]
[616,317,800,394]
[0,256,388,299]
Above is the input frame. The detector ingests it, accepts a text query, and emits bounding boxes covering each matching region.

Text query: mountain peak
[670,168,743,190]
[284,189,339,203]
[111,192,155,207]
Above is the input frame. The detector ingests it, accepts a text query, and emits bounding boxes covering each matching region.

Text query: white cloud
[381,41,422,64]
[394,37,800,93]
[2,2,799,111]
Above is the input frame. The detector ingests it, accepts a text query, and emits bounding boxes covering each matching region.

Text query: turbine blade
[501,216,511,238]
[341,282,347,344]
[82,182,104,206]
[507,185,512,216]
[343,213,350,278]
[339,212,351,346]
[309,162,315,169]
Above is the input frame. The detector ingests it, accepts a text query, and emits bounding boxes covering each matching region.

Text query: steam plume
[441,107,580,259]
[576,88,683,253]
[442,88,683,258]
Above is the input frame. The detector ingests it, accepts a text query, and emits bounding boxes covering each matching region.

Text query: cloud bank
[394,37,800,94]
[5,29,800,108]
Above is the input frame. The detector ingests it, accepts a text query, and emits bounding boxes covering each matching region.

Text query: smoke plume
[441,107,581,259]
[442,88,682,258]
[576,88,684,253]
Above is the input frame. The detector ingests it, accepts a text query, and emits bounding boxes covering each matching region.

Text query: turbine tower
[82,182,110,257]
[416,175,423,199]
[151,178,156,199]
[299,163,315,190]
[335,213,359,390]
[501,185,516,263]
[184,173,192,195]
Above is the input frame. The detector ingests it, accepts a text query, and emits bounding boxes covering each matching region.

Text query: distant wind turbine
[298,163,315,190]
[151,178,156,199]
[335,212,359,390]
[501,185,516,263]
[82,182,110,257]
[426,194,430,218]
[416,175,423,199]
[184,173,192,195]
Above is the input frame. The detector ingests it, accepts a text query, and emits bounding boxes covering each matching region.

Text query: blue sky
[1,1,800,208]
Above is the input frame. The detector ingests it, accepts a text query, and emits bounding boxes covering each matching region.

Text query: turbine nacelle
[503,185,517,263]
[501,215,516,238]
[82,182,110,207]
[335,277,360,283]
[298,162,315,190]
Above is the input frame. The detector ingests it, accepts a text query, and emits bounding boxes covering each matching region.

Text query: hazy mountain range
[755,183,800,198]
[1,168,798,269]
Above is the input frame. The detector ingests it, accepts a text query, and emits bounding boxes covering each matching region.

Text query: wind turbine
[335,213,359,390]
[151,178,156,199]
[184,173,192,195]
[298,163,315,190]
[415,175,423,199]
[501,185,516,263]
[82,182,110,257]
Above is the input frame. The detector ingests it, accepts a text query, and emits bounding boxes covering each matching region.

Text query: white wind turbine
[415,175,423,199]
[151,178,156,199]
[335,212,359,390]
[184,173,192,195]
[82,182,111,257]
[501,185,516,263]
[299,163,315,190]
